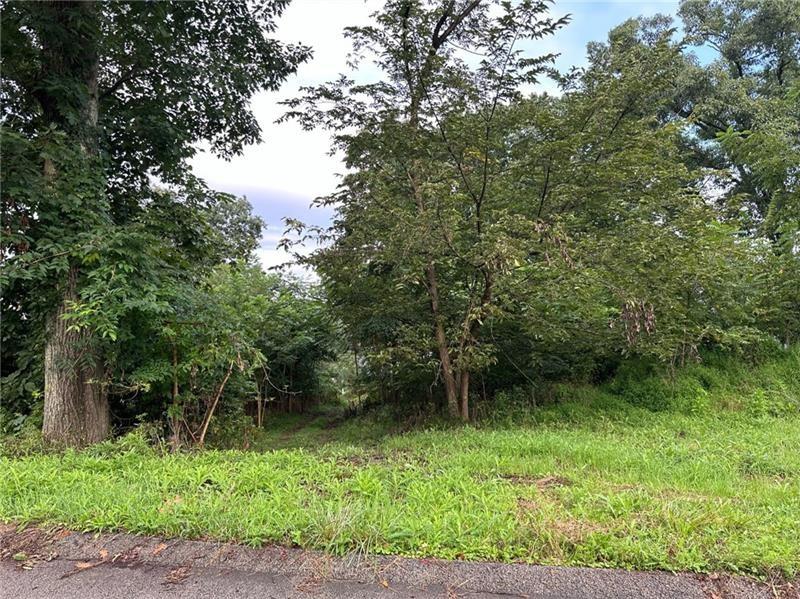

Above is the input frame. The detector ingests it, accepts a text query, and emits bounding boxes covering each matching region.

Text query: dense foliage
[0,0,333,446]
[285,0,799,418]
[1,0,799,446]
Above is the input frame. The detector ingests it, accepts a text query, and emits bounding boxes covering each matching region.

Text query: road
[0,525,791,598]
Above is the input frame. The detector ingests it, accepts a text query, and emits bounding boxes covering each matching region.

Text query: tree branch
[433,0,482,49]
[100,65,145,100]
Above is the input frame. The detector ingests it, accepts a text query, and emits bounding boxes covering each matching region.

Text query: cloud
[256,244,318,282]
[189,0,381,200]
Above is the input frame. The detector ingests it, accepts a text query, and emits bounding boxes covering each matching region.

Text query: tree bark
[43,267,110,447]
[426,263,460,418]
[39,1,109,447]
[458,370,469,422]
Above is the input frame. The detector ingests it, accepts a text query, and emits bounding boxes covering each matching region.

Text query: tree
[102,262,337,449]
[463,15,766,382]
[285,4,781,416]
[676,0,799,236]
[283,0,567,420]
[1,1,309,446]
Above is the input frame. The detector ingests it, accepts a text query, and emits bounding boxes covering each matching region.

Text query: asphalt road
[0,526,791,598]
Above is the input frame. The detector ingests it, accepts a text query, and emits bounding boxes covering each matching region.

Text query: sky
[189,0,682,273]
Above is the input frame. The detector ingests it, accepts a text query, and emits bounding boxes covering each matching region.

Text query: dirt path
[2,525,794,599]
[274,411,337,447]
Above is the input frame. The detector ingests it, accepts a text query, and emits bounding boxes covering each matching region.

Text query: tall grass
[1,348,798,577]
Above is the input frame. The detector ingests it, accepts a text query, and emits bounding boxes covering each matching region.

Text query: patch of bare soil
[498,473,573,489]
[516,498,540,513]
[698,572,799,599]
[0,523,63,570]
[534,475,573,489]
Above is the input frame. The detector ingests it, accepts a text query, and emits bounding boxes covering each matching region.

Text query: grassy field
[2,352,799,578]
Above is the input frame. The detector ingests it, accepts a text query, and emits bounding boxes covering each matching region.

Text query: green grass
[1,350,799,578]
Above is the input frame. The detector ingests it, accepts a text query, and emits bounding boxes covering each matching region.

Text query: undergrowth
[1,347,798,578]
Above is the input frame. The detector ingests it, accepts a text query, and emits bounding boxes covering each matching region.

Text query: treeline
[288,0,799,420]
[1,0,799,447]
[1,183,341,446]
[1,1,332,447]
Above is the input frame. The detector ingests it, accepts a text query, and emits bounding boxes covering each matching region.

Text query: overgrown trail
[278,413,327,442]
[2,526,790,598]
[270,408,348,448]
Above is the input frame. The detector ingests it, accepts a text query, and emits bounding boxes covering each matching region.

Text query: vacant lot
[2,393,798,579]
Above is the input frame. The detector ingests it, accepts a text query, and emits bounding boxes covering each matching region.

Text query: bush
[0,424,45,458]
[205,410,257,450]
[601,346,799,416]
[0,404,45,458]
[85,420,166,458]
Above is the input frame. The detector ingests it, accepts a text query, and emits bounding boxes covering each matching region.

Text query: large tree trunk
[43,267,109,447]
[39,0,108,447]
